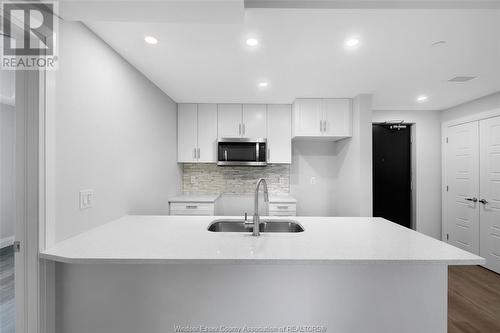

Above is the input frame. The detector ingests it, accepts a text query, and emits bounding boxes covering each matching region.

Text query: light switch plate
[79,189,94,210]
[310,177,316,185]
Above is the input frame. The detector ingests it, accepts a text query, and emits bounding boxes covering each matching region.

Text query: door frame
[6,15,50,333]
[441,108,500,243]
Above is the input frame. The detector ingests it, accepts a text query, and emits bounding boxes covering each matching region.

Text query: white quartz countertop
[168,194,221,203]
[40,215,484,265]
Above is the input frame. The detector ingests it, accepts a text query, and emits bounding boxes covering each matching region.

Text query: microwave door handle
[224,150,228,161]
[256,143,259,162]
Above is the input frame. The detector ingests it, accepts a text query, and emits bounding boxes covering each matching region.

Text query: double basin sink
[208,219,304,233]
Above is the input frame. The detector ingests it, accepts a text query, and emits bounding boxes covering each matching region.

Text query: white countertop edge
[39,253,485,266]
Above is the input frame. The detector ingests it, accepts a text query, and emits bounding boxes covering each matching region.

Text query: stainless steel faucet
[253,178,269,236]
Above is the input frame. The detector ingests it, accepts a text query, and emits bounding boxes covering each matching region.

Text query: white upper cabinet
[218,104,267,138]
[242,104,267,138]
[292,99,323,137]
[197,104,218,162]
[217,104,242,138]
[323,99,352,137]
[177,104,198,163]
[292,98,352,140]
[267,105,291,164]
[177,103,217,163]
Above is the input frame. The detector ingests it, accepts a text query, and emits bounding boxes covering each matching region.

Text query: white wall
[0,103,15,248]
[335,94,373,217]
[290,141,336,216]
[373,110,442,239]
[441,91,500,123]
[49,22,181,243]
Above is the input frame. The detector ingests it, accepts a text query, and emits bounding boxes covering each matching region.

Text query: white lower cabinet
[268,199,296,217]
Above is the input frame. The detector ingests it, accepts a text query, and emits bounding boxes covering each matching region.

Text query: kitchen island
[41,215,483,333]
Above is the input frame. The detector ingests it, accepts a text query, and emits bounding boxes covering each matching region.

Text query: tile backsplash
[182,163,290,194]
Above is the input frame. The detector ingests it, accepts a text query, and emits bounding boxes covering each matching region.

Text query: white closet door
[197,104,218,162]
[479,116,500,273]
[446,121,480,254]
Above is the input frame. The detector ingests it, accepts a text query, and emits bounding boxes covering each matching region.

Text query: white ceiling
[86,8,500,110]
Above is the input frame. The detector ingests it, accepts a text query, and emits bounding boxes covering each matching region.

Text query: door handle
[479,199,488,204]
[242,123,245,135]
[193,148,197,159]
[465,197,478,202]
[323,120,327,132]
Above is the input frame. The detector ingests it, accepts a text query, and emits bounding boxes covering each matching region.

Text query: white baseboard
[0,236,15,249]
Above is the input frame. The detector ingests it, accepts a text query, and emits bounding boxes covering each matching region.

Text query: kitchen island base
[55,263,447,333]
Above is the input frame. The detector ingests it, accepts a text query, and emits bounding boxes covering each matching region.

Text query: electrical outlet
[79,189,94,210]
[310,177,316,185]
[191,176,196,184]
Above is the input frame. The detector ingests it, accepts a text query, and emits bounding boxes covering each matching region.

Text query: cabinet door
[292,99,323,137]
[177,104,198,162]
[197,104,218,163]
[445,121,480,254]
[479,116,500,273]
[217,104,242,138]
[267,104,291,164]
[323,99,352,137]
[242,104,267,138]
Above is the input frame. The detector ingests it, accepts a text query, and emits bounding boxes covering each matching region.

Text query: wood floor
[449,265,500,333]
[0,246,14,333]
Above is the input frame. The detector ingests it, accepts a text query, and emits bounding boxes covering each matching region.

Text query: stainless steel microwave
[217,138,267,166]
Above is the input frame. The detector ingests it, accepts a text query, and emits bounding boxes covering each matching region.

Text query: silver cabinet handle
[242,123,246,135]
[277,206,289,209]
[186,205,198,209]
[239,124,242,136]
[465,197,478,202]
[320,120,322,133]
[193,148,197,159]
[479,199,488,204]
[267,148,270,161]
[197,148,200,159]
[323,120,327,133]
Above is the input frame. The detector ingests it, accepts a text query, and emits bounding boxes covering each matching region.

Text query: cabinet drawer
[169,202,215,216]
[269,203,296,212]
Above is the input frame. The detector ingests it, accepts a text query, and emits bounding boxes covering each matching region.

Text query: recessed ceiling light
[258,81,268,88]
[246,38,259,46]
[344,37,361,49]
[144,36,158,45]
[416,95,428,103]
